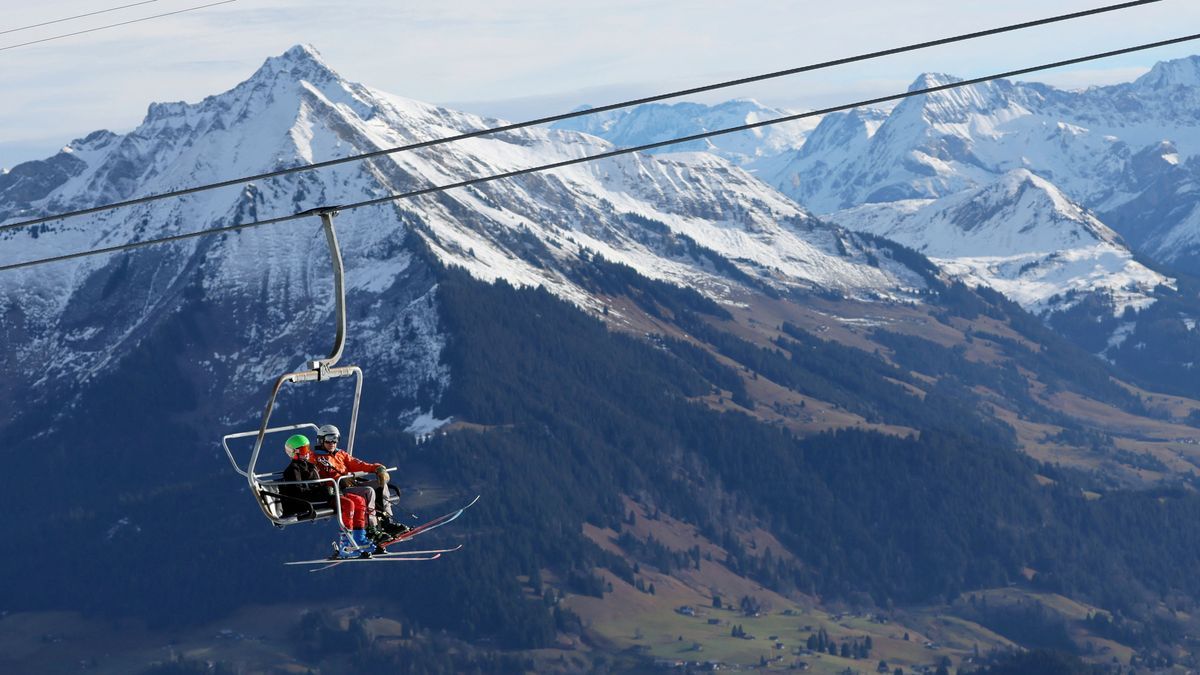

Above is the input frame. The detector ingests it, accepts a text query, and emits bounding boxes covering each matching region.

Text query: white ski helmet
[317,424,341,443]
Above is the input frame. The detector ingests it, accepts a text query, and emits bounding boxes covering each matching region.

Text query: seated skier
[311,424,410,540]
[280,434,376,556]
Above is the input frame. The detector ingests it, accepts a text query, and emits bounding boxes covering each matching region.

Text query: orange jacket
[311,448,382,482]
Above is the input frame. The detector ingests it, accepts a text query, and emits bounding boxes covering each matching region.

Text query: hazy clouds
[4,0,1198,167]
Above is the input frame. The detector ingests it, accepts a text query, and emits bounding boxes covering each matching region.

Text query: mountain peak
[138,44,353,130]
[1135,55,1200,89]
[908,72,963,92]
[250,43,340,85]
[986,169,1096,221]
[997,167,1042,191]
[281,43,323,62]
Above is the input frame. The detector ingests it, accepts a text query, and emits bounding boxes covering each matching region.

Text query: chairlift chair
[221,209,397,528]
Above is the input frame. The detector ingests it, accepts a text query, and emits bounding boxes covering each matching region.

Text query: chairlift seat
[253,469,402,528]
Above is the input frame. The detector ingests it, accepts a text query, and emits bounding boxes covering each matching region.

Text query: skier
[280,434,375,555]
[311,424,411,539]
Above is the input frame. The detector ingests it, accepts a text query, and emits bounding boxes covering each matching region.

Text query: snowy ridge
[551,98,815,167]
[756,56,1200,269]
[0,45,930,422]
[828,170,1169,315]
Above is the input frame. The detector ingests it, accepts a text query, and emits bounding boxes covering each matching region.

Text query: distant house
[675,605,697,617]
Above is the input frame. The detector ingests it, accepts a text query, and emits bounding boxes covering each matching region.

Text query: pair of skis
[286,495,479,571]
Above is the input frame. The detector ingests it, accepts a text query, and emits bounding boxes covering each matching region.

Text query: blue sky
[2,0,1198,168]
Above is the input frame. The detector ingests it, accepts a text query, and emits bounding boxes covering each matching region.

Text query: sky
[3,0,1200,169]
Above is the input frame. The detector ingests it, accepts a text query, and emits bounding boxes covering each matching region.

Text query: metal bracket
[295,205,343,218]
[311,209,346,374]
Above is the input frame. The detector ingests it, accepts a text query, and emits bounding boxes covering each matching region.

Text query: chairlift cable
[0,0,1165,232]
[2,29,1198,274]
[0,0,236,53]
[0,210,302,272]
[0,1,159,37]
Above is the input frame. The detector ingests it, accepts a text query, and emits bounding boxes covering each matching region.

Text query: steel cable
[1,1,159,36]
[4,29,1197,273]
[0,0,236,53]
[0,0,1165,233]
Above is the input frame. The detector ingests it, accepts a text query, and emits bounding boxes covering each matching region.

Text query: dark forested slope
[5,247,1200,664]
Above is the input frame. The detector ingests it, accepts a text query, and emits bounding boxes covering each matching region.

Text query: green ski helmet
[284,434,311,458]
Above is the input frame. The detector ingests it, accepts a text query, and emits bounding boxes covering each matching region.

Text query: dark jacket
[279,458,333,517]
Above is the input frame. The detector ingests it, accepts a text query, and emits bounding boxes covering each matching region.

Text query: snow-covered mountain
[764,57,1200,269]
[558,73,1184,319]
[828,170,1169,315]
[0,45,929,428]
[13,45,1200,658]
[550,98,814,166]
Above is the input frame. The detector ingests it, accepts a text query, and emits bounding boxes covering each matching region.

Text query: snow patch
[405,409,451,437]
[105,517,140,541]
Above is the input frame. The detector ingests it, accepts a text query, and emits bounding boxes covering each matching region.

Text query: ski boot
[352,529,373,558]
[379,515,412,538]
[367,525,390,556]
[330,532,358,560]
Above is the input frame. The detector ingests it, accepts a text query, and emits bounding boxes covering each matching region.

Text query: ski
[375,544,463,557]
[377,494,480,548]
[284,545,464,566]
[284,496,479,570]
[301,553,443,572]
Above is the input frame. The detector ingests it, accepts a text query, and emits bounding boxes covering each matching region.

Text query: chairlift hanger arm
[313,210,346,377]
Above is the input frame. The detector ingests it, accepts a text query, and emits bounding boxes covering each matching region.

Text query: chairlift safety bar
[245,366,362,489]
[222,422,320,478]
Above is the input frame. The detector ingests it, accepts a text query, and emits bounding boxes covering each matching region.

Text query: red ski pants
[338,492,367,530]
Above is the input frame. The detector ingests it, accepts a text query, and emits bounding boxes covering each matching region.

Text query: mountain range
[8,44,1200,672]
[0,45,938,429]
[564,58,1200,379]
